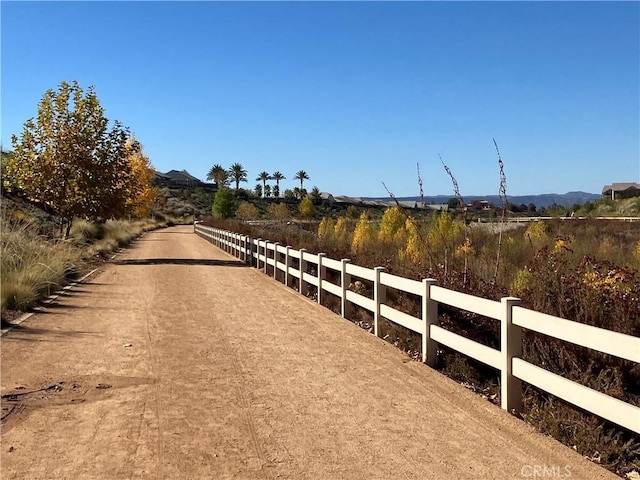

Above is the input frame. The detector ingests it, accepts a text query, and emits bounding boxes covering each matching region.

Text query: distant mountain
[364,191,601,209]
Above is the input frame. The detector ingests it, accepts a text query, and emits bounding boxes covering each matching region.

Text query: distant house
[154,170,215,189]
[602,183,640,200]
[468,200,494,211]
[154,172,172,186]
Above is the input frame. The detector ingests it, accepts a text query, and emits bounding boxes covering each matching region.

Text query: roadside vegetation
[203,194,640,476]
[0,80,179,321]
[0,195,182,320]
[3,81,638,475]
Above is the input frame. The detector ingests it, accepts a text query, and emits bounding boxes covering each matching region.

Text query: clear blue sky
[2,1,638,197]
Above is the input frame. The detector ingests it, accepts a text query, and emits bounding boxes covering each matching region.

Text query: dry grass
[1,215,81,312]
[1,197,168,318]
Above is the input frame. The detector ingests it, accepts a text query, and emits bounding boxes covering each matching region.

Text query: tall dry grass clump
[1,212,81,313]
[2,196,164,318]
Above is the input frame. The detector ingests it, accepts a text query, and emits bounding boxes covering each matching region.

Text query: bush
[212,187,235,219]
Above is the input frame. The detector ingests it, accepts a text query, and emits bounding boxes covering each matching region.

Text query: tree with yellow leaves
[267,202,290,222]
[121,137,157,218]
[235,201,259,221]
[378,206,406,244]
[351,211,375,254]
[5,81,155,236]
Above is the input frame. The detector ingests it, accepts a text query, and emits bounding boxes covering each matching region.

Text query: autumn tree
[351,211,375,254]
[378,206,405,242]
[5,81,138,237]
[267,202,290,222]
[235,201,259,221]
[298,195,315,219]
[121,137,157,217]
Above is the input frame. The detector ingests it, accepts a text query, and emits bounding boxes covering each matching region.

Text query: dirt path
[1,225,617,480]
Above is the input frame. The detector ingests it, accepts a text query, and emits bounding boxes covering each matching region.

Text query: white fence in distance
[195,223,640,434]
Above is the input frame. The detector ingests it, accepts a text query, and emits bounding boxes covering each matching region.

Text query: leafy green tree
[212,187,235,218]
[5,81,133,237]
[284,189,295,199]
[254,183,262,198]
[207,164,229,187]
[294,170,310,191]
[228,163,247,190]
[273,185,280,198]
[299,195,315,219]
[264,184,272,198]
[256,171,271,198]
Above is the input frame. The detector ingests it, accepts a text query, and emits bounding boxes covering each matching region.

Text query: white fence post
[501,297,522,413]
[422,279,438,367]
[273,243,280,279]
[255,239,262,269]
[374,267,386,337]
[264,241,270,274]
[341,259,352,319]
[285,246,292,288]
[317,253,326,305]
[299,249,308,296]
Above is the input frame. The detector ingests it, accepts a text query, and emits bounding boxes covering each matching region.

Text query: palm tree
[272,171,285,189]
[256,171,272,198]
[207,164,228,188]
[294,170,310,192]
[228,163,247,190]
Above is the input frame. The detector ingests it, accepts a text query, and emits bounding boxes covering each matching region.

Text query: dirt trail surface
[1,226,617,480]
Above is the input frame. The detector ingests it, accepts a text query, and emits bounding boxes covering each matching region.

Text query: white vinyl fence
[195,223,640,434]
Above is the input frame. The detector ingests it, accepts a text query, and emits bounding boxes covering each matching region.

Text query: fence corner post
[341,259,352,319]
[501,296,522,414]
[422,278,438,366]
[374,267,386,337]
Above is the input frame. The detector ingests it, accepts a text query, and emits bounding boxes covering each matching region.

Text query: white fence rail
[194,223,640,434]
